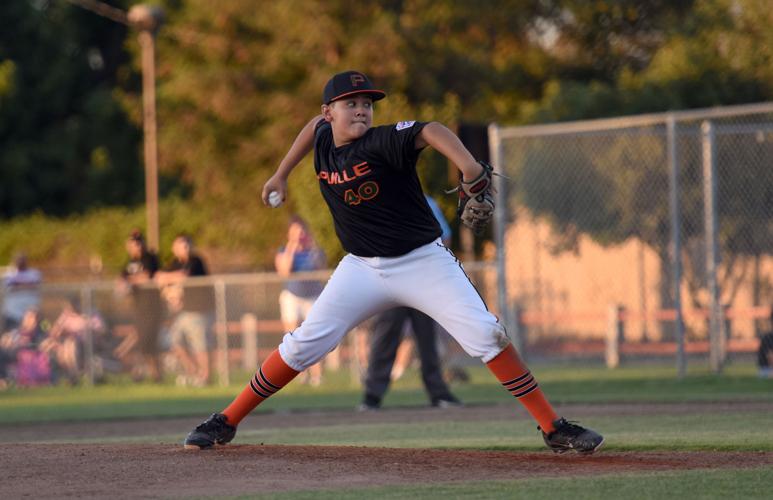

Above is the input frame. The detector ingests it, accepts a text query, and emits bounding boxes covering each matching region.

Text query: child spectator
[0,309,50,388]
[40,299,106,385]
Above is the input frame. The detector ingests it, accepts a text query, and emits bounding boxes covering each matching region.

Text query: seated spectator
[0,309,50,388]
[40,299,106,385]
[2,254,42,331]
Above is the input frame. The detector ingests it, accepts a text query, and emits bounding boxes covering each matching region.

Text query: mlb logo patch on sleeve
[395,121,416,131]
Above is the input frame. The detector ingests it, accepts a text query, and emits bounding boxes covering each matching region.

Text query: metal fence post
[511,303,524,348]
[80,285,95,386]
[606,304,624,368]
[489,123,519,351]
[702,120,726,373]
[241,313,258,371]
[667,115,686,378]
[214,279,229,386]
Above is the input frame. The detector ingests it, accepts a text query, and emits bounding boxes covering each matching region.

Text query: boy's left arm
[416,122,482,181]
[417,122,496,235]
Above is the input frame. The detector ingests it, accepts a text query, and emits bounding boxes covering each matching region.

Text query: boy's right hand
[262,175,287,206]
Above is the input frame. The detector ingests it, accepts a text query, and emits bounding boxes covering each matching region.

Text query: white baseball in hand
[268,191,283,208]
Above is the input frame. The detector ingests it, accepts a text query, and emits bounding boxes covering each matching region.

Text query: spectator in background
[156,234,212,387]
[0,308,50,388]
[758,307,773,379]
[2,254,42,332]
[360,195,461,410]
[119,229,162,382]
[40,299,105,385]
[275,216,328,386]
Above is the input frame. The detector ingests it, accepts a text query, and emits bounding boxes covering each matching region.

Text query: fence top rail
[495,101,773,139]
[31,261,496,293]
[35,270,335,293]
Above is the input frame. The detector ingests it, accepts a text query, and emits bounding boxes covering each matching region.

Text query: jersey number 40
[344,181,380,206]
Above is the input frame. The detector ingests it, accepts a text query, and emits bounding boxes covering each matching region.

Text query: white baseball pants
[278,239,510,371]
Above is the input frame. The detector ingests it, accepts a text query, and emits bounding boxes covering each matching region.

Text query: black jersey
[164,254,212,313]
[313,120,441,257]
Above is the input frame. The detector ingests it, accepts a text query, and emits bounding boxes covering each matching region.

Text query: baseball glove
[456,160,495,235]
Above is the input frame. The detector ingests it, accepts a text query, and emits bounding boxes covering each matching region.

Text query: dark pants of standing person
[363,307,458,408]
[133,289,163,382]
[758,332,773,378]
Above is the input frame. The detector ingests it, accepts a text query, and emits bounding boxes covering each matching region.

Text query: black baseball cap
[322,70,386,105]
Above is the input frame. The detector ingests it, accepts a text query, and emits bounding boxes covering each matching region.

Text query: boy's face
[172,237,190,260]
[287,222,311,247]
[126,239,142,258]
[322,94,373,145]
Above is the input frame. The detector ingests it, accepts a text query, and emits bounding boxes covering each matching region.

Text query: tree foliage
[508,0,773,318]
[0,1,146,218]
[143,0,626,262]
[1,0,772,272]
[516,0,773,255]
[520,0,772,122]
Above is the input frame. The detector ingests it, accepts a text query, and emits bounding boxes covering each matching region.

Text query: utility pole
[66,1,164,251]
[128,5,164,252]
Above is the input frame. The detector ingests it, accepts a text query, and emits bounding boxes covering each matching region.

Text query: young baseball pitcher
[184,70,604,454]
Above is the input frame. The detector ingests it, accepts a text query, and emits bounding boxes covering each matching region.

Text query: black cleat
[357,402,380,412]
[540,417,604,454]
[184,413,236,450]
[431,396,464,409]
[358,394,381,412]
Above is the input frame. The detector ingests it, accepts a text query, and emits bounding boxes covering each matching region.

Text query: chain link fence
[4,103,771,388]
[490,102,773,373]
[1,263,496,387]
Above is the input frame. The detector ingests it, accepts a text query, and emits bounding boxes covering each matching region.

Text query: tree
[509,0,773,335]
[0,1,145,218]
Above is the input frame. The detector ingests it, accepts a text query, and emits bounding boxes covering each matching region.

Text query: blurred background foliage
[1,0,771,276]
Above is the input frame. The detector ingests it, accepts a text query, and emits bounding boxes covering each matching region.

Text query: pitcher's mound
[4,443,772,498]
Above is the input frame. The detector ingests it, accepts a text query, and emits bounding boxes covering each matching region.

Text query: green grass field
[254,469,773,500]
[3,362,772,499]
[2,361,771,423]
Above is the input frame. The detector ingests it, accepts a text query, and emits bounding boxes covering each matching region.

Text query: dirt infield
[4,444,773,498]
[3,402,773,498]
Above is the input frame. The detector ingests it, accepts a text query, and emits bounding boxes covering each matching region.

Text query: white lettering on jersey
[395,121,416,131]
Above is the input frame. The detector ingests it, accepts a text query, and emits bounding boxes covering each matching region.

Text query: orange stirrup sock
[222,349,299,426]
[486,344,558,433]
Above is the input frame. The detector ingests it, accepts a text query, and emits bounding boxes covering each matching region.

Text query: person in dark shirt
[156,234,212,386]
[120,229,162,382]
[185,70,603,455]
